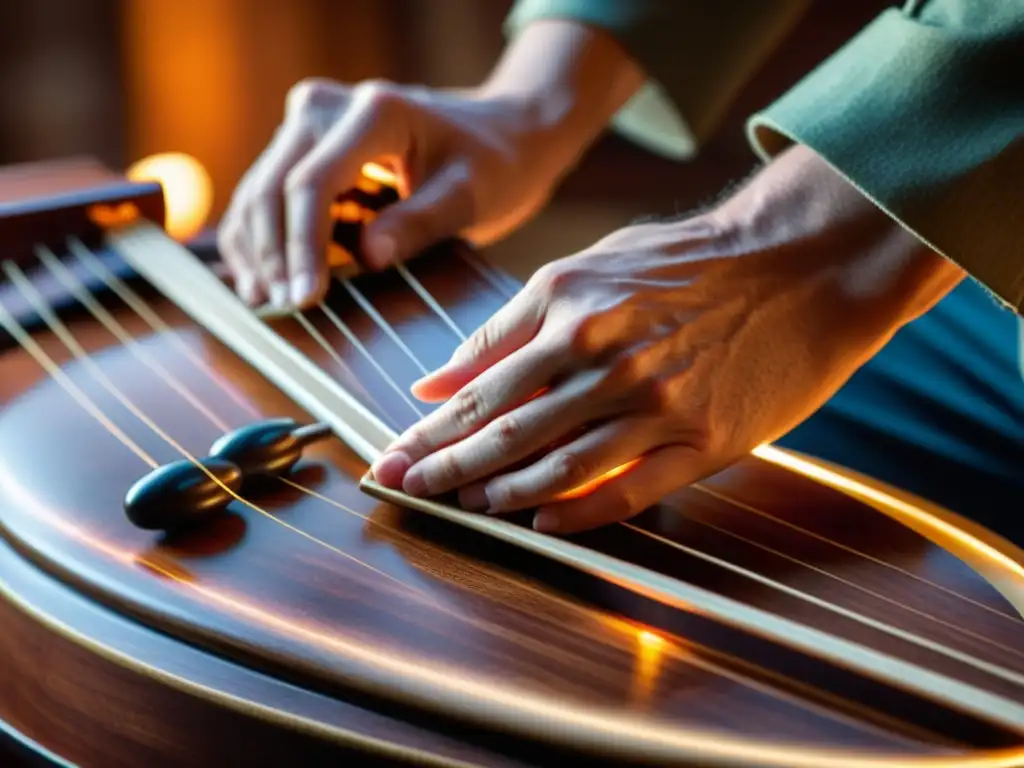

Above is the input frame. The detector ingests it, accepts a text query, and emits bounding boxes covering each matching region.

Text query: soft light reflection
[639,629,664,648]
[362,161,397,187]
[750,444,1024,582]
[631,629,667,705]
[555,458,642,501]
[3,461,1024,765]
[127,152,213,241]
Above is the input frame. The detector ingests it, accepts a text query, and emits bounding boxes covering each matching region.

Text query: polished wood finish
[1,162,1022,765]
[0,158,163,266]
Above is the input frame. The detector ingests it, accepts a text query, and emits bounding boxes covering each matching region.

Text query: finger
[246,123,317,308]
[410,289,545,402]
[531,443,707,534]
[217,166,265,305]
[361,160,475,270]
[284,87,410,309]
[216,214,263,306]
[460,416,662,513]
[399,372,610,497]
[371,338,567,487]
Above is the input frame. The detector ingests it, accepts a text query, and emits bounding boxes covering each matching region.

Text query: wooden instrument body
[1,161,1022,767]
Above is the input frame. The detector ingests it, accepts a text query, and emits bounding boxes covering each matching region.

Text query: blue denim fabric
[778,278,1024,545]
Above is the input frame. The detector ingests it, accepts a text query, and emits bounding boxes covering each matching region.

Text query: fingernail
[269,281,290,309]
[371,451,412,488]
[402,466,427,497]
[291,273,318,307]
[411,361,453,389]
[458,484,488,511]
[533,511,559,532]
[368,232,396,266]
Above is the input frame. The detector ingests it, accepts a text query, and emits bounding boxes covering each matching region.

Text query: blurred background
[0,0,889,279]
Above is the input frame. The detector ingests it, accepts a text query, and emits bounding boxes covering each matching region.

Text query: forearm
[478,19,645,176]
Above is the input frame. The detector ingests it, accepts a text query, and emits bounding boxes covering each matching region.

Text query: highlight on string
[0,243,706,685]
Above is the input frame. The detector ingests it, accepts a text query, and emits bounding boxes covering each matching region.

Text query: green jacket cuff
[747,2,1024,314]
[505,0,808,160]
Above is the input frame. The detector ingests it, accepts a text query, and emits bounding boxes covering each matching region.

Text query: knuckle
[533,262,574,298]
[550,451,588,488]
[644,377,674,412]
[397,426,432,458]
[452,320,497,364]
[451,388,486,429]
[435,450,466,486]
[286,77,334,116]
[465,323,495,358]
[494,415,522,449]
[283,164,314,195]
[566,315,600,357]
[353,79,403,116]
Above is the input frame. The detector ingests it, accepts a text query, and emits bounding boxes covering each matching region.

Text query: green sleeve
[504,0,810,160]
[747,0,1024,315]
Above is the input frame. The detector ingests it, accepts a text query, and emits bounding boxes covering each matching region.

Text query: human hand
[216,79,561,309]
[216,22,643,310]
[370,145,965,533]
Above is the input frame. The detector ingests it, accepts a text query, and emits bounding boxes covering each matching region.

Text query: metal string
[25,244,782,691]
[1,256,414,594]
[286,308,405,431]
[16,240,1023,720]
[461,254,1024,628]
[85,238,1024,653]
[309,300,425,418]
[0,271,733,708]
[337,279,429,376]
[14,252,907,709]
[351,254,1024,671]
[39,246,233,432]
[69,239,262,420]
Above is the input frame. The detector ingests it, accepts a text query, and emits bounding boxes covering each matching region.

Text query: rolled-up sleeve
[504,0,810,160]
[747,0,1024,314]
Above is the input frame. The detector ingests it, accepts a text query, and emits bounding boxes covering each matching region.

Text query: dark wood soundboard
[0,159,1022,767]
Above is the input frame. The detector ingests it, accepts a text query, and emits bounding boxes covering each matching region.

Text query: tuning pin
[208,418,333,481]
[124,457,243,531]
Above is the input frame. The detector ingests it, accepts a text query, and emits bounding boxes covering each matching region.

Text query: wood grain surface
[0,162,1022,765]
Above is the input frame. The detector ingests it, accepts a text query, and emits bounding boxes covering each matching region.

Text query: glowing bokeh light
[127,152,213,242]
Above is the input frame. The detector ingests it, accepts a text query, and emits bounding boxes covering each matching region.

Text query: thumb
[362,161,475,269]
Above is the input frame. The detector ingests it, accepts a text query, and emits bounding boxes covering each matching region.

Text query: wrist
[476,19,644,178]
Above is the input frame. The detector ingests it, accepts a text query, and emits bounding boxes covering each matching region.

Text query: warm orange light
[638,630,664,648]
[555,458,641,501]
[356,176,383,195]
[631,628,667,704]
[751,444,1024,582]
[361,161,397,187]
[127,152,213,241]
[87,202,142,229]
